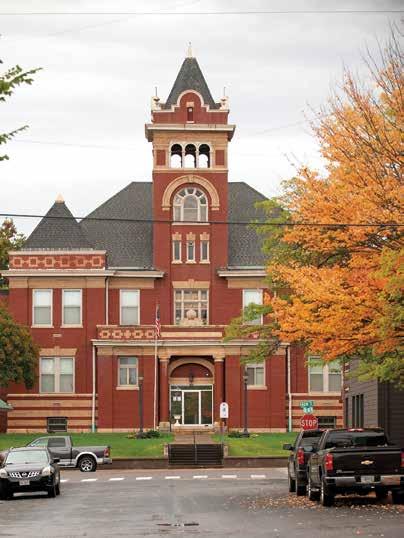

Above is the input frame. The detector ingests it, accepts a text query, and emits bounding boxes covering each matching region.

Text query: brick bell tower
[145,46,236,326]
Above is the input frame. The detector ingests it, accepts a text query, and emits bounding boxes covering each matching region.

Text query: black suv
[0,447,61,499]
[283,429,324,495]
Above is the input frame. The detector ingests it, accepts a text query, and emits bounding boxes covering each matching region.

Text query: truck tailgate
[332,447,402,475]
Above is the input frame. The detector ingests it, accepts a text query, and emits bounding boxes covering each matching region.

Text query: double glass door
[170,385,213,425]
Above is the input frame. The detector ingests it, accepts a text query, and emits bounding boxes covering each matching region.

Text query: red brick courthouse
[2,52,342,433]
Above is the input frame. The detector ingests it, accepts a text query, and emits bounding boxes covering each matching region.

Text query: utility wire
[0,10,402,16]
[0,213,402,228]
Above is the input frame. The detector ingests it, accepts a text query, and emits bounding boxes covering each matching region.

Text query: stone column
[159,358,169,429]
[213,353,225,424]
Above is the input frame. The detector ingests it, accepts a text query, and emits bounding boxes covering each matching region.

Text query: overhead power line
[0,10,402,16]
[0,213,402,228]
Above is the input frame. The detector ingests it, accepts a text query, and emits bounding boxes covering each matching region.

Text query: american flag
[155,304,161,339]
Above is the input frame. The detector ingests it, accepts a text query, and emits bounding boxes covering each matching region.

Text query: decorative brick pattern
[10,253,106,269]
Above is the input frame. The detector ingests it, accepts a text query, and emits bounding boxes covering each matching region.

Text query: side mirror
[53,458,60,464]
[283,443,293,451]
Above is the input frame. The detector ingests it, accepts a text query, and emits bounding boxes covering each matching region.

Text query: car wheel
[308,475,320,502]
[392,491,404,505]
[78,456,97,473]
[320,479,334,507]
[375,487,388,501]
[296,474,307,496]
[288,472,296,493]
[47,484,57,498]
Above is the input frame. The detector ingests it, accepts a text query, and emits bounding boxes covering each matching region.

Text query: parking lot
[1,468,403,537]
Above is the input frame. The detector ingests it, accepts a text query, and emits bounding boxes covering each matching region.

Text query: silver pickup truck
[26,435,112,472]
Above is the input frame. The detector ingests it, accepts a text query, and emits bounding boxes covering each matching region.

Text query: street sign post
[300,414,318,430]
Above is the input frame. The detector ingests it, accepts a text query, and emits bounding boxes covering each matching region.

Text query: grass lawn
[213,432,297,457]
[0,433,173,459]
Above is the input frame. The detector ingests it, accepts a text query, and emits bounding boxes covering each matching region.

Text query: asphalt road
[1,468,403,538]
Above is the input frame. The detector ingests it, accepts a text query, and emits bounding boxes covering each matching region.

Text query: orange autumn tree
[227,30,403,385]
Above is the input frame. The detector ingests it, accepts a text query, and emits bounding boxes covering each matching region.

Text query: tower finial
[55,193,64,203]
[187,42,193,58]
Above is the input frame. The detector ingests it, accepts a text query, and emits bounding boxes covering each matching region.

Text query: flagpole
[153,304,159,430]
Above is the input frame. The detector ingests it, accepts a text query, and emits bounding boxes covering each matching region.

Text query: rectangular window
[317,416,337,429]
[40,357,74,393]
[186,241,195,262]
[200,240,209,262]
[33,289,52,326]
[172,240,182,262]
[242,289,263,325]
[118,357,138,386]
[308,359,342,392]
[62,289,82,326]
[345,397,349,428]
[174,289,208,325]
[246,364,265,386]
[120,290,139,325]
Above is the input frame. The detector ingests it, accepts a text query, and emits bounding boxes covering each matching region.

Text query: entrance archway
[169,361,213,426]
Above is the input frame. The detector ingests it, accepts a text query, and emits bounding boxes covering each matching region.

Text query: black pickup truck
[307,428,404,506]
[283,429,324,496]
[25,436,112,472]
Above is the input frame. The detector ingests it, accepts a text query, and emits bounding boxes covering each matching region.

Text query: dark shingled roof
[228,182,267,267]
[80,182,153,268]
[24,200,93,250]
[27,182,268,268]
[164,57,220,109]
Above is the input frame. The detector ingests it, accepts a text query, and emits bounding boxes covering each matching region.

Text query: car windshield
[300,433,322,449]
[6,450,49,465]
[325,431,388,449]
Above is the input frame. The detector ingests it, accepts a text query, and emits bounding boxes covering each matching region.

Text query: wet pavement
[1,468,403,537]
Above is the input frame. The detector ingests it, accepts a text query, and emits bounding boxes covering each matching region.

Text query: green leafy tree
[1,60,41,161]
[0,218,25,271]
[0,304,39,389]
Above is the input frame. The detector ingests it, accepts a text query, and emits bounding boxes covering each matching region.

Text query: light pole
[136,375,145,438]
[241,373,250,437]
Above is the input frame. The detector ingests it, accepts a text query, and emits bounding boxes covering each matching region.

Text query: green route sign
[300,400,314,413]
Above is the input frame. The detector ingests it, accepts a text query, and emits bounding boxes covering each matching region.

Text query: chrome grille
[8,471,40,478]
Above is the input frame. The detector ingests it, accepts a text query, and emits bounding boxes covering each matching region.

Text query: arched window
[198,144,210,168]
[184,144,196,168]
[170,144,182,168]
[173,188,208,222]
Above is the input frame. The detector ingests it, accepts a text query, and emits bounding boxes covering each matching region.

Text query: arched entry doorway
[169,360,213,426]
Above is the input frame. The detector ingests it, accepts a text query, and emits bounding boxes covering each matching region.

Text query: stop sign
[300,414,318,430]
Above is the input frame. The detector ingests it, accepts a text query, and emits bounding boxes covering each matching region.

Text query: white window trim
[61,289,83,327]
[246,363,266,388]
[117,357,139,388]
[308,360,342,393]
[186,240,196,263]
[242,289,263,325]
[174,289,209,325]
[172,239,182,264]
[200,240,210,263]
[39,356,75,394]
[32,289,53,328]
[119,289,140,326]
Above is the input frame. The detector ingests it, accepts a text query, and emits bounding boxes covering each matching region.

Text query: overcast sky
[1,0,402,236]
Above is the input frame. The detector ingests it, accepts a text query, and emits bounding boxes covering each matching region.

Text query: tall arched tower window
[184,144,197,168]
[173,188,208,222]
[198,144,210,168]
[170,144,182,168]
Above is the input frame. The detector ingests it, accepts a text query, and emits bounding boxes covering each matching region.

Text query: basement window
[47,417,68,433]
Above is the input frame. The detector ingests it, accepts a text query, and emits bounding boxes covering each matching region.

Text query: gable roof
[164,57,220,109]
[25,182,269,268]
[228,182,267,267]
[24,199,93,250]
[80,182,153,268]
